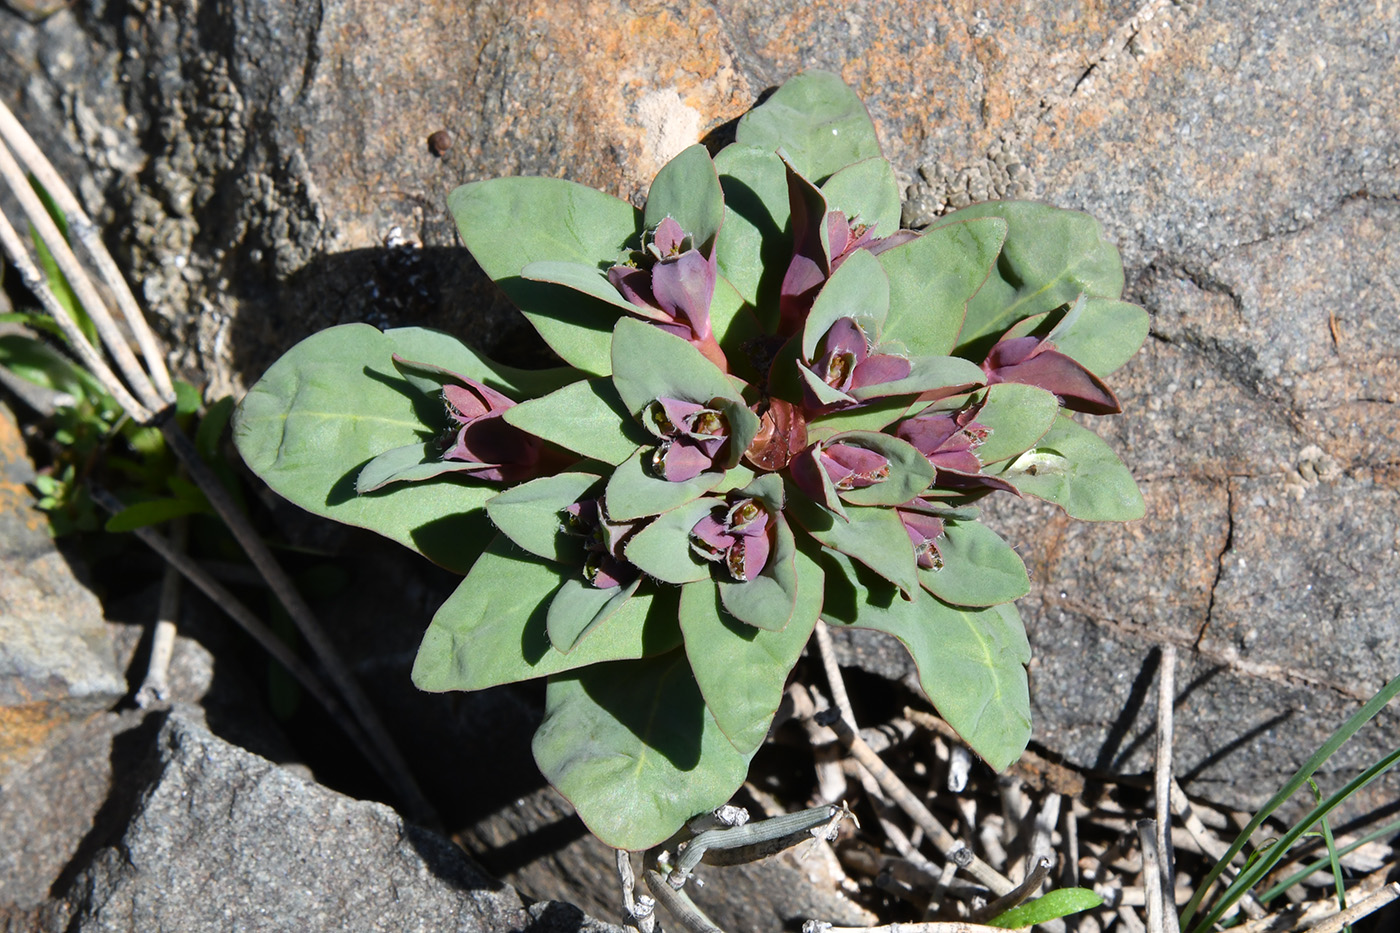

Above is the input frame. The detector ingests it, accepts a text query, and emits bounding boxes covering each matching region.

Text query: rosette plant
[233,71,1148,850]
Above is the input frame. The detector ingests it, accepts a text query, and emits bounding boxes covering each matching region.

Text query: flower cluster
[234,71,1147,851]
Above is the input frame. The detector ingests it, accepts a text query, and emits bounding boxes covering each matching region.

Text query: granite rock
[50,709,620,933]
[0,403,125,779]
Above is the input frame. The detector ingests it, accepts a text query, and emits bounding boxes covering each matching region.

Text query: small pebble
[427,129,453,157]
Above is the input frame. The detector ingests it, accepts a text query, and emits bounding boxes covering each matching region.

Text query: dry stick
[971,855,1053,923]
[159,423,438,828]
[0,138,164,414]
[1169,781,1265,920]
[90,488,369,749]
[615,849,656,933]
[0,207,150,420]
[1138,820,1165,933]
[1064,804,1082,887]
[815,620,857,725]
[0,99,175,403]
[819,710,1014,896]
[136,516,187,708]
[1154,645,1182,933]
[1292,882,1400,933]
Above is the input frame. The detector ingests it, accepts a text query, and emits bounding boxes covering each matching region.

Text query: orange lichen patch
[0,412,44,534]
[0,703,70,777]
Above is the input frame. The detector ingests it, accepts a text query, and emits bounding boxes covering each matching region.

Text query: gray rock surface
[0,403,125,778]
[50,709,619,933]
[1,0,1396,859]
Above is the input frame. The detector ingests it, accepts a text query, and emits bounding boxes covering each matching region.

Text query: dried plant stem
[136,516,187,708]
[643,849,723,933]
[1137,820,1166,933]
[616,849,655,933]
[820,711,1014,896]
[815,620,857,725]
[972,855,1053,922]
[0,137,164,413]
[1169,780,1264,920]
[1154,645,1181,933]
[91,488,366,746]
[0,100,176,404]
[0,204,150,420]
[1307,883,1400,933]
[159,423,437,827]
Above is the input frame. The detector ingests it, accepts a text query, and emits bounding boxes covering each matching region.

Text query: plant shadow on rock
[226,245,563,396]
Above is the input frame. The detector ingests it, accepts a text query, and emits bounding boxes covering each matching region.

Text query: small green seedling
[233,71,1149,850]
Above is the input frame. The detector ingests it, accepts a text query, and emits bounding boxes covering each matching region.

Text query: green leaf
[820,157,901,238]
[713,144,790,317]
[611,318,744,416]
[988,888,1104,928]
[824,431,936,508]
[485,471,600,563]
[1048,296,1150,378]
[504,377,649,465]
[233,324,542,573]
[624,497,717,584]
[355,441,489,493]
[947,201,1126,351]
[717,512,800,631]
[877,217,1006,357]
[680,551,822,753]
[412,535,681,692]
[787,493,919,597]
[547,576,643,652]
[734,70,883,184]
[533,651,753,850]
[710,276,767,378]
[819,550,1031,770]
[919,519,1029,607]
[993,413,1145,521]
[447,177,643,375]
[520,260,639,314]
[604,446,726,522]
[0,334,107,400]
[644,144,725,251]
[104,495,211,532]
[802,249,889,361]
[967,383,1061,466]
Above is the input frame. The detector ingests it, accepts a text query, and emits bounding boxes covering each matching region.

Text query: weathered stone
[0,403,124,778]
[52,709,620,933]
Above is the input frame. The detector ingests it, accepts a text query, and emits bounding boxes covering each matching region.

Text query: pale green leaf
[734,70,883,184]
[645,144,725,250]
[919,519,1030,607]
[993,413,1145,521]
[503,377,649,465]
[533,651,753,850]
[412,535,680,692]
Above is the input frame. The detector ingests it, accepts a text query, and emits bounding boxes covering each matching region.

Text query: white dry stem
[970,855,1053,923]
[819,709,1014,896]
[1154,645,1182,933]
[947,745,972,793]
[0,137,163,413]
[0,100,175,403]
[1169,780,1265,920]
[1137,819,1165,933]
[135,516,187,708]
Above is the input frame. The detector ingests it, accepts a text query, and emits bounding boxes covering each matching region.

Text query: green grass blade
[1180,669,1400,931]
[1308,779,1350,927]
[1187,742,1400,933]
[1260,815,1400,903]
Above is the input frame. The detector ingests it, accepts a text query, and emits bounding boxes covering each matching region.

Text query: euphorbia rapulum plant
[233,71,1149,850]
